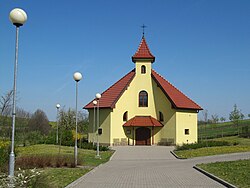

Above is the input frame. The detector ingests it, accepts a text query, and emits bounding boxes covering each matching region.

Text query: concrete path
[67,146,250,188]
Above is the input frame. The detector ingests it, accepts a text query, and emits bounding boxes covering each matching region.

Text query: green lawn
[174,136,250,158]
[212,136,250,145]
[198,119,250,139]
[197,159,250,188]
[35,168,91,188]
[14,144,114,187]
[174,145,250,158]
[17,144,113,166]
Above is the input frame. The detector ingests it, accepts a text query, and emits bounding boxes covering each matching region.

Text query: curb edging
[193,165,237,188]
[170,151,187,159]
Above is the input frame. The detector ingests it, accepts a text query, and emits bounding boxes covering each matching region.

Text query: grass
[17,144,113,166]
[198,119,250,139]
[199,119,250,129]
[15,144,114,187]
[197,159,250,188]
[175,145,250,158]
[212,136,250,145]
[174,136,250,158]
[36,167,91,188]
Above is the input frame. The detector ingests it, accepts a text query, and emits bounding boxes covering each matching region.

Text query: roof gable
[84,69,135,109]
[151,69,202,110]
[84,68,202,110]
[132,36,155,63]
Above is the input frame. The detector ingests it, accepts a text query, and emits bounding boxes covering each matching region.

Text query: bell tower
[132,36,155,76]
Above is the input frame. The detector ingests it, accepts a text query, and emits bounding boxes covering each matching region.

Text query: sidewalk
[66,146,250,188]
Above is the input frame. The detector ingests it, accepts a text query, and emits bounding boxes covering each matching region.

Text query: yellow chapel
[84,36,202,146]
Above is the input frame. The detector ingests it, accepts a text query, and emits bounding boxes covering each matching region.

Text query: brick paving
[66,146,250,188]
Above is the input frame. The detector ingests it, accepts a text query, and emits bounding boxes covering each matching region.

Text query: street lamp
[56,104,60,144]
[9,8,27,177]
[92,100,97,145]
[73,72,82,166]
[95,93,101,158]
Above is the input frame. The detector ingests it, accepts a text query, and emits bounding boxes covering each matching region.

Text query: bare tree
[202,109,208,123]
[0,90,13,116]
[202,109,208,146]
[16,107,31,119]
[211,114,219,124]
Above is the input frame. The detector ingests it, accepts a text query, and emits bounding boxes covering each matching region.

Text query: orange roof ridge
[132,36,155,63]
[151,69,202,110]
[84,69,135,109]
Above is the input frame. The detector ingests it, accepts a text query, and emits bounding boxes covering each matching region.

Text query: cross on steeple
[141,24,147,37]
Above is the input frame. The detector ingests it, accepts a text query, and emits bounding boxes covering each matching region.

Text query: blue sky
[0,0,249,121]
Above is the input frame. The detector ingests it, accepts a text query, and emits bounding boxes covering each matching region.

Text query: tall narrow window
[139,91,148,107]
[141,65,146,74]
[159,111,164,122]
[123,111,128,122]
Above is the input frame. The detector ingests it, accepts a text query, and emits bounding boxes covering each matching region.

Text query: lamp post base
[74,146,77,167]
[9,152,15,177]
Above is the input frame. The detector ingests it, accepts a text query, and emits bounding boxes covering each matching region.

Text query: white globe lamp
[9,8,27,27]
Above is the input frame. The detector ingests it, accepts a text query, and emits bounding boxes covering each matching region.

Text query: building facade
[84,36,202,146]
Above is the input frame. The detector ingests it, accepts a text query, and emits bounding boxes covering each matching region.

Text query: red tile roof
[123,116,163,127]
[132,36,155,63]
[84,69,202,110]
[151,70,203,110]
[84,69,135,109]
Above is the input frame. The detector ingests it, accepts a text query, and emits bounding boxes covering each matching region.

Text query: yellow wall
[110,61,157,145]
[151,76,176,144]
[88,108,112,145]
[110,61,180,145]
[176,110,198,145]
[87,60,199,146]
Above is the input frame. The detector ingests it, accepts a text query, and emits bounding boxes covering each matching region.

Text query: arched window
[123,111,128,122]
[141,65,146,74]
[139,91,148,107]
[159,111,164,122]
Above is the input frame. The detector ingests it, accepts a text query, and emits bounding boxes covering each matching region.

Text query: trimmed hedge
[175,140,237,151]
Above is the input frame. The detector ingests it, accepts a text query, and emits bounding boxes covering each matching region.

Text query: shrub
[0,141,10,172]
[15,154,82,169]
[26,131,45,145]
[240,126,250,138]
[80,142,109,151]
[175,140,234,151]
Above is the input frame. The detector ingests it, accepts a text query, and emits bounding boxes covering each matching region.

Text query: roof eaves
[110,70,136,108]
[151,69,202,110]
[151,72,177,109]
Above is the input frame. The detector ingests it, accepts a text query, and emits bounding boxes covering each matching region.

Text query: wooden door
[136,127,151,145]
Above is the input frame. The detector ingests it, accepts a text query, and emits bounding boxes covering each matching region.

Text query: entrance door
[136,127,151,145]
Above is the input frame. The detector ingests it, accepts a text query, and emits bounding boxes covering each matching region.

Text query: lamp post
[95,93,101,158]
[73,72,82,167]
[92,100,97,146]
[9,8,27,177]
[56,104,60,144]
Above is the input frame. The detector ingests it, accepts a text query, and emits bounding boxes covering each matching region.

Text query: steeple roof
[132,36,155,63]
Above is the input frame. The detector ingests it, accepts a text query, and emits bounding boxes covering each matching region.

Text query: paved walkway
[67,146,250,188]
